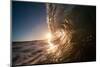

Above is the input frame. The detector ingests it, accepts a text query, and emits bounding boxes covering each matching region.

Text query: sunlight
[46,32,52,39]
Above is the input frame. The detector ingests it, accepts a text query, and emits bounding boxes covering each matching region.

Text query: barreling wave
[46,3,81,63]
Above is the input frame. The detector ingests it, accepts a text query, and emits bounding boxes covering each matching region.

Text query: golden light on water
[45,31,62,61]
[46,32,55,53]
[46,32,58,53]
[45,28,72,62]
[47,42,58,53]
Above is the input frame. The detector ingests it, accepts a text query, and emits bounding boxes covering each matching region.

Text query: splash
[45,3,74,62]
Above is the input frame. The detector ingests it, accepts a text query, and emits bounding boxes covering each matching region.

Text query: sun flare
[46,32,52,39]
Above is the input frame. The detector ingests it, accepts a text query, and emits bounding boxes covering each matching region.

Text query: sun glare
[46,32,52,39]
[45,32,57,55]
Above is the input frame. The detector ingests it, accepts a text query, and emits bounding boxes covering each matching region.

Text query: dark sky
[12,1,49,41]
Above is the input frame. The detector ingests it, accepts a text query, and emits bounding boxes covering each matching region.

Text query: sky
[12,1,49,41]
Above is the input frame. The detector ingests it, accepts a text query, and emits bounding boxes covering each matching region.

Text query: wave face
[46,3,75,62]
[46,3,96,63]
